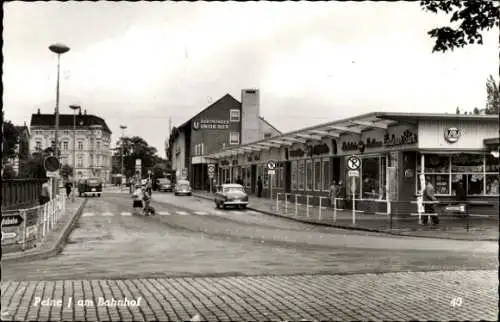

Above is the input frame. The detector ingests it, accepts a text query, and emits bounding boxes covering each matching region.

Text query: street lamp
[120,125,127,189]
[69,104,81,202]
[49,43,70,197]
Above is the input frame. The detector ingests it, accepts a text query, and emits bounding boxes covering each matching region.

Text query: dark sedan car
[78,177,103,197]
[157,178,173,192]
[214,184,248,209]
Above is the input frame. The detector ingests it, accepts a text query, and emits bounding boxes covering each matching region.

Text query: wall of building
[171,130,186,175]
[241,89,261,145]
[259,117,281,139]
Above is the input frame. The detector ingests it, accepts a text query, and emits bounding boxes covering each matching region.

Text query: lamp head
[49,43,70,54]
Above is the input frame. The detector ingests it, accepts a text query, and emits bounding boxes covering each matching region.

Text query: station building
[205,112,499,215]
[168,89,281,189]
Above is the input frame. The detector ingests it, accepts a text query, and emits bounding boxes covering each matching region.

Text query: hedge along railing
[1,179,45,210]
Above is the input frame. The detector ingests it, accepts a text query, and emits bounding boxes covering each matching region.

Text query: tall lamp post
[69,105,81,201]
[49,43,70,197]
[120,125,127,188]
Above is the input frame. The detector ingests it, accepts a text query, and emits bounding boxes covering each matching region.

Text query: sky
[3,1,498,156]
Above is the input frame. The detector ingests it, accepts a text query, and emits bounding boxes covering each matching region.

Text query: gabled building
[168,89,281,189]
[30,108,113,183]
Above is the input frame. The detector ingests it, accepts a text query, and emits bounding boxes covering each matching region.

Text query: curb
[192,193,497,242]
[2,199,88,263]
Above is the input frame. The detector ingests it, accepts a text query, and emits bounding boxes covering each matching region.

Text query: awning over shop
[484,137,499,157]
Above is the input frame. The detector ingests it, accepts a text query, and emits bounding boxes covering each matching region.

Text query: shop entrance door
[251,165,257,194]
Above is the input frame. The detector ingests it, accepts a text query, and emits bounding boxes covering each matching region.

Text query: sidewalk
[2,198,87,262]
[192,191,498,241]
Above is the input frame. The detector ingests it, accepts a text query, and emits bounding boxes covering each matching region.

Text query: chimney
[84,109,87,115]
[37,108,40,114]
[240,88,261,145]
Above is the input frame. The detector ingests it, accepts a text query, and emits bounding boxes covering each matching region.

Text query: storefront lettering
[307,143,330,156]
[342,141,363,151]
[290,149,305,158]
[384,130,418,147]
[192,119,230,130]
[342,138,382,152]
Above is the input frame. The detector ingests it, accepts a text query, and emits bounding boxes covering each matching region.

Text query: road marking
[176,211,189,216]
[121,212,132,216]
[194,211,208,215]
[101,212,114,217]
[213,211,225,215]
[158,212,171,216]
[82,212,94,217]
[230,211,243,215]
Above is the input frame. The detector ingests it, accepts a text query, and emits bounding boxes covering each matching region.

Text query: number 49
[450,297,463,307]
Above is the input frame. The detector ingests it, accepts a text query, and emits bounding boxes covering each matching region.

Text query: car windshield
[87,179,100,185]
[159,179,170,184]
[223,187,244,193]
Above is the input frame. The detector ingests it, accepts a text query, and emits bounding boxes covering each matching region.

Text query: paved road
[1,191,497,320]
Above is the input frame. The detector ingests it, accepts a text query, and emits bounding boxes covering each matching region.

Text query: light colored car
[215,184,248,209]
[174,180,192,196]
[157,178,172,192]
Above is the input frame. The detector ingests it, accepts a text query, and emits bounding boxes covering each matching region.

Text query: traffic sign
[208,173,214,179]
[148,170,152,175]
[267,169,276,175]
[1,214,24,227]
[1,231,17,240]
[348,170,359,177]
[46,171,59,178]
[267,160,276,170]
[135,159,141,166]
[44,156,60,172]
[347,156,361,170]
[208,164,215,174]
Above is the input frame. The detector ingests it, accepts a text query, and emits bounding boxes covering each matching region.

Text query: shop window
[322,158,330,191]
[297,160,305,190]
[246,167,251,187]
[314,159,321,191]
[230,109,240,122]
[486,174,500,195]
[276,164,283,188]
[291,161,298,190]
[361,157,380,199]
[263,165,269,187]
[466,174,484,195]
[306,160,313,191]
[424,155,449,173]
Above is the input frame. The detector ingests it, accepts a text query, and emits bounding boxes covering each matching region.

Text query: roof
[484,137,499,145]
[30,113,112,133]
[259,116,281,134]
[222,183,244,188]
[14,125,30,137]
[178,94,240,130]
[206,112,499,158]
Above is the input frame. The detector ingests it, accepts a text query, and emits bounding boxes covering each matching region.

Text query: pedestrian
[65,181,73,198]
[337,180,345,209]
[39,179,51,205]
[329,180,337,208]
[142,187,154,216]
[257,176,263,197]
[131,185,144,215]
[423,177,439,225]
[454,180,467,217]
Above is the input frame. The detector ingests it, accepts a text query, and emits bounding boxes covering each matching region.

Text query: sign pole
[351,176,356,225]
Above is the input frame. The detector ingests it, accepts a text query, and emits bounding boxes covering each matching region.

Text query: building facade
[168,89,281,189]
[30,109,113,183]
[206,112,499,216]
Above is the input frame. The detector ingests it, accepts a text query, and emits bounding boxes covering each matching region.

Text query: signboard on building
[192,119,230,130]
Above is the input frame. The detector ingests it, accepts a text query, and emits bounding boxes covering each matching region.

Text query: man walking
[423,177,439,225]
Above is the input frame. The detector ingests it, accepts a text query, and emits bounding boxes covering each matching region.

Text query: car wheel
[242,205,247,209]
[98,194,101,197]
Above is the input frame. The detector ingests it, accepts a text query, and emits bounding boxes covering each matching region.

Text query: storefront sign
[1,215,23,227]
[192,119,230,130]
[290,148,305,158]
[444,127,461,143]
[384,130,418,147]
[306,143,330,156]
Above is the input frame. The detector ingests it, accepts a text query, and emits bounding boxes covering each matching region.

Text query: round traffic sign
[208,164,215,173]
[267,160,276,170]
[347,156,361,170]
[44,156,61,172]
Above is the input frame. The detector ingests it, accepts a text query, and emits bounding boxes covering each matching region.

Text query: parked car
[174,180,192,196]
[78,177,103,197]
[215,184,248,209]
[157,178,173,192]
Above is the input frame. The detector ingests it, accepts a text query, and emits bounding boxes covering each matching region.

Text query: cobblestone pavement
[1,270,497,321]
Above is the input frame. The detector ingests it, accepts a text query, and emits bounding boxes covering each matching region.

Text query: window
[306,160,313,191]
[78,141,83,150]
[230,132,240,145]
[200,143,204,156]
[230,109,240,122]
[297,160,305,190]
[314,159,321,191]
[486,154,500,195]
[77,155,83,167]
[97,142,101,151]
[63,142,68,150]
[322,158,330,191]
[35,141,42,150]
[263,164,269,187]
[245,166,251,187]
[362,157,381,198]
[291,161,298,190]
[264,133,272,139]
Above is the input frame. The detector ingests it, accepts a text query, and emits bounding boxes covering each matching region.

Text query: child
[132,185,144,215]
[142,187,152,216]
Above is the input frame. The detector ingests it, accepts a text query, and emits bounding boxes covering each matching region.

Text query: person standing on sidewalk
[39,179,51,205]
[423,177,439,225]
[329,180,337,208]
[257,176,263,197]
[65,181,73,199]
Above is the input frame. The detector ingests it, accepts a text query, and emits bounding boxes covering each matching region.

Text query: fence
[272,192,499,233]
[1,179,44,210]
[1,194,67,252]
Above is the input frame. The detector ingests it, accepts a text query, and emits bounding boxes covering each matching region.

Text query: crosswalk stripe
[101,212,114,217]
[158,212,170,216]
[213,211,225,215]
[121,212,132,216]
[176,211,189,215]
[82,212,94,217]
[230,211,242,215]
[194,211,208,215]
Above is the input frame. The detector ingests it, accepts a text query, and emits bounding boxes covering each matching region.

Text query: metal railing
[1,194,67,251]
[1,179,44,209]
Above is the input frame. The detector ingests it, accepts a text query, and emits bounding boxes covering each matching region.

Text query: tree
[421,0,499,53]
[455,106,460,114]
[473,107,480,115]
[114,136,159,178]
[2,121,18,163]
[60,164,74,179]
[486,74,500,114]
[2,165,16,179]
